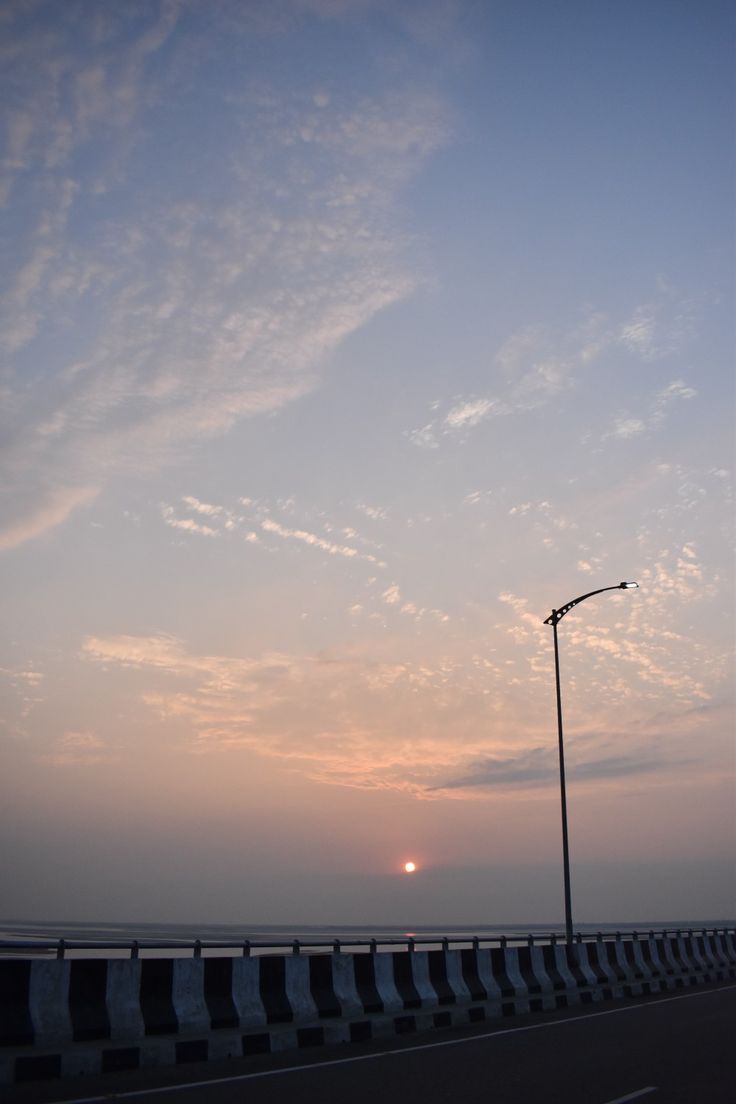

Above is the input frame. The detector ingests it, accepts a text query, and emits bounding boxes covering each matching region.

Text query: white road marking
[601,1088,657,1103]
[47,983,735,1103]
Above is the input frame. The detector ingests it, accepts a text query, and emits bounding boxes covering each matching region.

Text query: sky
[1,0,734,928]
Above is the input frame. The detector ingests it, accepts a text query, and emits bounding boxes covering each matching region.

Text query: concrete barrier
[1,930,734,1085]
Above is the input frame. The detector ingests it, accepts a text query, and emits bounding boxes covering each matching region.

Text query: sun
[403,861,417,874]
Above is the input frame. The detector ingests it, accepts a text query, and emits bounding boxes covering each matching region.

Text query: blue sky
[0,0,733,926]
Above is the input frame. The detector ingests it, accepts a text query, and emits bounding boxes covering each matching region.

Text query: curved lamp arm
[543,581,638,627]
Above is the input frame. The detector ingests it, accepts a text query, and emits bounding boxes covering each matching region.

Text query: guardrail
[2,926,733,959]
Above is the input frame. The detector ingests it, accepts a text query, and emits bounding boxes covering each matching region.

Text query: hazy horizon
[1,1,734,927]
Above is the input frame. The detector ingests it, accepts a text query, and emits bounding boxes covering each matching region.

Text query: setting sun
[403,861,417,874]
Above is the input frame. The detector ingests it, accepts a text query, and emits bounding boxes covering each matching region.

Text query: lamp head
[619,581,639,589]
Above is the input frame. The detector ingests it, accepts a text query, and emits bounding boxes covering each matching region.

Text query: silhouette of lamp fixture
[543,582,639,945]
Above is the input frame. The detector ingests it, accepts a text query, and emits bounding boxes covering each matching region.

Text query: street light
[543,581,639,944]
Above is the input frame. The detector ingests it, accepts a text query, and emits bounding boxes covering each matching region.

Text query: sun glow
[403,861,417,874]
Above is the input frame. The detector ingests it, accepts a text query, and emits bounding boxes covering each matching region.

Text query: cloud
[0,485,98,551]
[79,632,527,795]
[156,494,391,569]
[610,417,646,440]
[39,729,111,767]
[356,503,388,521]
[0,6,450,551]
[161,504,219,538]
[407,291,703,451]
[444,398,497,429]
[260,517,384,564]
[77,580,730,796]
[437,746,688,791]
[616,299,695,361]
[604,378,698,442]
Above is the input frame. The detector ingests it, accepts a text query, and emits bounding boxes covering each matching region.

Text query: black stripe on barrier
[308,955,341,1018]
[704,935,726,972]
[353,954,383,1014]
[638,939,662,982]
[0,961,34,1046]
[682,937,706,980]
[691,937,713,979]
[667,937,690,980]
[242,1033,271,1055]
[203,958,238,1030]
[459,949,487,1001]
[723,932,736,962]
[258,956,293,1024]
[705,936,729,976]
[297,1027,325,1048]
[582,944,612,994]
[70,960,111,1041]
[712,935,736,976]
[603,942,629,987]
[176,1039,208,1063]
[392,952,422,1010]
[564,946,590,993]
[652,938,675,976]
[489,948,516,999]
[654,939,684,987]
[140,959,178,1036]
[102,1046,141,1073]
[515,947,541,995]
[427,950,457,1005]
[15,1054,62,1083]
[541,945,567,992]
[349,1020,372,1042]
[621,942,648,993]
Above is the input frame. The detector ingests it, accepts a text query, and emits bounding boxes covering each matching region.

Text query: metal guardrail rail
[1,927,733,959]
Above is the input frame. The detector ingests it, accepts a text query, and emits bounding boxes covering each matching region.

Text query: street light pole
[543,581,639,945]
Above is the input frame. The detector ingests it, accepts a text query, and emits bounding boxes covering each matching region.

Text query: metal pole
[552,617,574,944]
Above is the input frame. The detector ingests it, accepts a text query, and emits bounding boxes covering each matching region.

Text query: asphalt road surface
[5,982,734,1104]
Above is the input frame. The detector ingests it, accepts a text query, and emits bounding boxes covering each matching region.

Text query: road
[5,982,734,1104]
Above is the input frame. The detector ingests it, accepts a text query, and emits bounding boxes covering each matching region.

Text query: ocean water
[1,917,732,957]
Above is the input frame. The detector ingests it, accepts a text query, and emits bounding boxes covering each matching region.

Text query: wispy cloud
[39,729,112,767]
[0,485,98,552]
[0,6,450,552]
[161,504,220,538]
[79,631,523,794]
[261,517,384,564]
[408,293,702,450]
[436,745,683,791]
[604,379,697,441]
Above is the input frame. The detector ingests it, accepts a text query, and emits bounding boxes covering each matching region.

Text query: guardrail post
[56,939,65,960]
[370,939,377,954]
[292,940,301,955]
[442,937,449,952]
[472,936,479,952]
[501,935,507,949]
[527,934,534,947]
[131,941,139,959]
[408,938,415,953]
[333,939,341,953]
[193,940,202,958]
[242,940,251,957]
